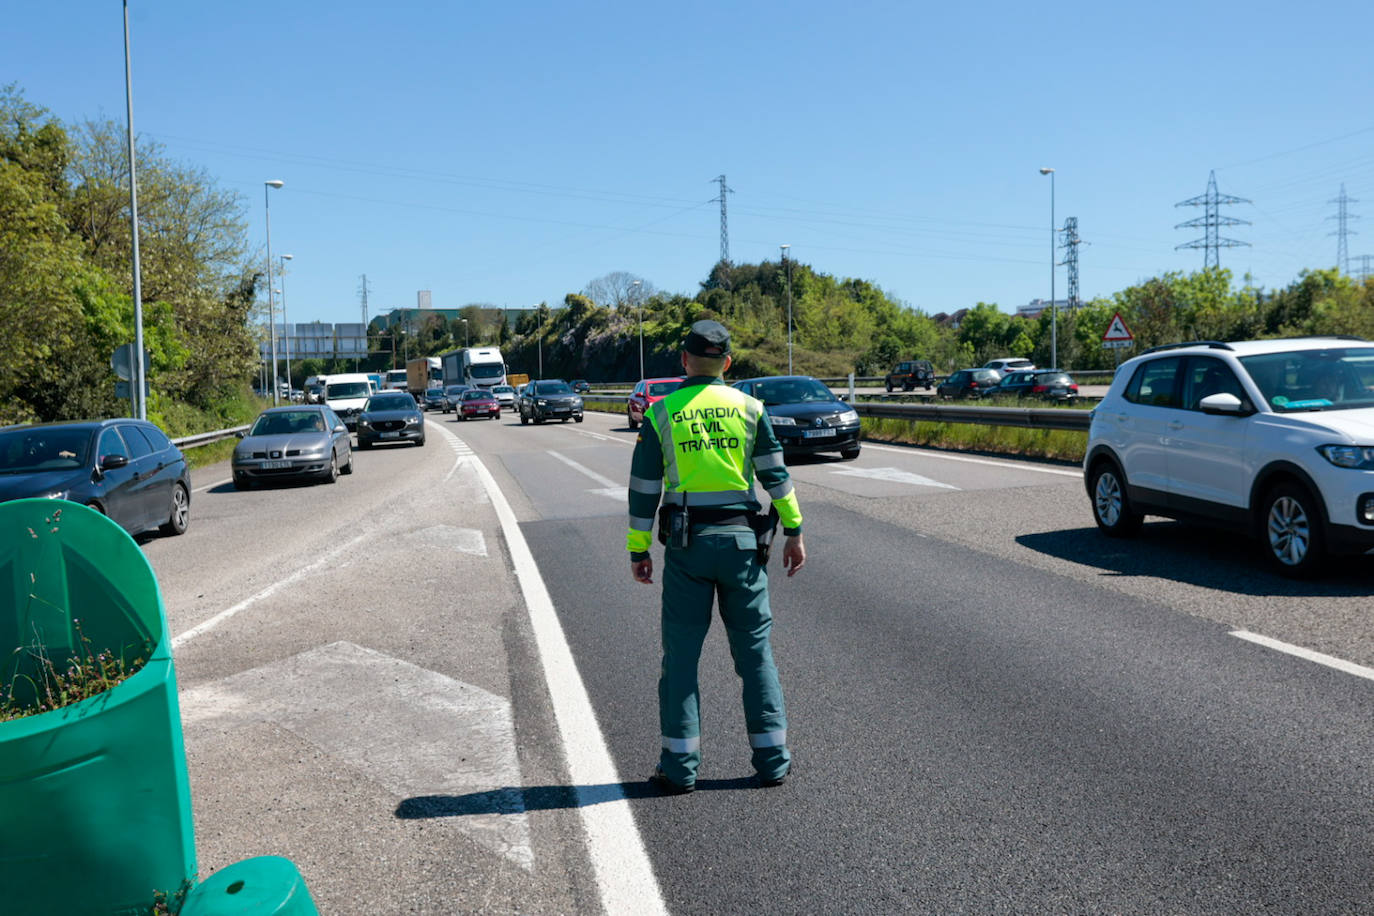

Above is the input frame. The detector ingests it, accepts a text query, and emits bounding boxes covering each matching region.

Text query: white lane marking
[590,487,630,501]
[1230,631,1374,682]
[432,424,667,915]
[829,466,960,490]
[171,532,370,648]
[567,428,626,444]
[547,449,620,489]
[178,641,532,869]
[194,478,232,494]
[859,442,1082,477]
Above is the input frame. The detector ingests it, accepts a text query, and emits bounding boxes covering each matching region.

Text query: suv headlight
[1318,444,1374,469]
[769,415,797,426]
[406,416,421,426]
[537,399,548,406]
[359,418,372,428]
[573,397,583,407]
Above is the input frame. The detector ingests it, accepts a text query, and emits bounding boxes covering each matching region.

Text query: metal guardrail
[172,426,249,449]
[582,396,1091,432]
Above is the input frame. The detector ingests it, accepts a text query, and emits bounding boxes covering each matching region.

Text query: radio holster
[750,505,780,565]
[658,504,690,549]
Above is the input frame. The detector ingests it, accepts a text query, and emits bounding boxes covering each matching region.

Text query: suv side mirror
[1199,392,1250,416]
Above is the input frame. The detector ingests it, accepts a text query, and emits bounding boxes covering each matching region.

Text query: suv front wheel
[1261,483,1326,577]
[1089,460,1142,537]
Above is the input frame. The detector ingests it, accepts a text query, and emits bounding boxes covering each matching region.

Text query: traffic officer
[627,319,806,794]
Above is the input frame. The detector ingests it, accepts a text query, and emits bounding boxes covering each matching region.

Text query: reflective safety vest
[646,383,765,507]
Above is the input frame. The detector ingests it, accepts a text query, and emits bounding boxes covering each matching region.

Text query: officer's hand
[782,534,806,576]
[632,558,654,584]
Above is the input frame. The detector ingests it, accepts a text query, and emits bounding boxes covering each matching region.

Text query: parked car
[0,419,191,537]
[884,359,936,392]
[571,379,591,393]
[1084,336,1374,576]
[490,384,517,409]
[458,387,501,421]
[518,379,584,424]
[232,406,352,489]
[936,368,1002,399]
[357,392,426,448]
[423,387,447,411]
[732,375,861,460]
[996,369,1080,402]
[984,357,1036,376]
[442,385,469,413]
[627,377,685,429]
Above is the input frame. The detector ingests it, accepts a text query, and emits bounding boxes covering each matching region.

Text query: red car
[627,377,685,429]
[458,388,500,420]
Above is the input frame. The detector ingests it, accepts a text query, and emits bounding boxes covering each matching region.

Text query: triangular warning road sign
[1102,312,1134,341]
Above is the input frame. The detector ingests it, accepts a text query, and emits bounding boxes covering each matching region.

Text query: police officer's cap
[682,320,731,357]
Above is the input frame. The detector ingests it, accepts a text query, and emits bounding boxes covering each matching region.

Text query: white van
[323,373,376,430]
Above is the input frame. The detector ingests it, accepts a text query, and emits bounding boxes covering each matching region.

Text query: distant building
[1015,298,1072,320]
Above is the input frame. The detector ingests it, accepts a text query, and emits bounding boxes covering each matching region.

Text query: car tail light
[1070,384,1078,391]
[969,381,979,388]
[1032,384,1048,393]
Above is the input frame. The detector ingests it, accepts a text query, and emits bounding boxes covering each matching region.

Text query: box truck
[441,347,506,388]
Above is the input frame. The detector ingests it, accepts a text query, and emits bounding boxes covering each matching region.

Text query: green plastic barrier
[0,499,196,914]
[180,856,319,916]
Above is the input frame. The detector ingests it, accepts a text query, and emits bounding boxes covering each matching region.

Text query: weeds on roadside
[149,878,195,915]
[861,416,1087,462]
[1,619,152,723]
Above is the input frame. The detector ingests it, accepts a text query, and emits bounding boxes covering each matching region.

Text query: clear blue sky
[10,1,1374,327]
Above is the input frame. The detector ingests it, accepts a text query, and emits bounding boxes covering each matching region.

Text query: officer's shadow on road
[1018,521,1374,597]
[395,777,759,819]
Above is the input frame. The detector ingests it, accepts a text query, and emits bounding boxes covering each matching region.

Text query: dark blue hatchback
[0,419,191,537]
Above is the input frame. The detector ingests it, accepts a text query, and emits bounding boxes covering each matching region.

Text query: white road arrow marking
[829,466,961,490]
[547,449,625,501]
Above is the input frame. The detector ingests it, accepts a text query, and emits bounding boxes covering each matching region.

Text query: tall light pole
[264,180,284,404]
[780,245,793,375]
[632,279,643,380]
[461,317,469,347]
[537,306,544,379]
[279,253,293,396]
[122,0,147,419]
[1039,167,1057,369]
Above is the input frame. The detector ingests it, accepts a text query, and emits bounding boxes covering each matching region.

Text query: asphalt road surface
[148,408,1374,914]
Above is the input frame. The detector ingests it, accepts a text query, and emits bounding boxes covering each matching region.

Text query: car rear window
[647,381,682,397]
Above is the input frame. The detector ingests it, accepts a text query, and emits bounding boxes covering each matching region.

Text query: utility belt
[658,504,781,564]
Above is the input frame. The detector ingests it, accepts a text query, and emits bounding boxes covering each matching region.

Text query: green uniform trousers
[659,525,789,786]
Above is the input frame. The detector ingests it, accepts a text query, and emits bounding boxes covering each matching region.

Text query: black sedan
[994,369,1079,402]
[732,375,861,460]
[0,419,191,537]
[518,380,584,424]
[936,368,1002,399]
[423,387,447,411]
[232,406,353,488]
[357,392,426,448]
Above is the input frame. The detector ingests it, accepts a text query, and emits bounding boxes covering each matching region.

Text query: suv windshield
[535,382,573,395]
[754,378,836,404]
[1239,347,1374,411]
[326,382,370,399]
[365,395,415,411]
[0,427,91,473]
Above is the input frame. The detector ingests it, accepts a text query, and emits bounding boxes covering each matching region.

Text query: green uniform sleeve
[626,419,664,558]
[751,408,803,535]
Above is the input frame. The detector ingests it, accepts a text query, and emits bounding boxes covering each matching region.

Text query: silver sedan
[232,406,354,489]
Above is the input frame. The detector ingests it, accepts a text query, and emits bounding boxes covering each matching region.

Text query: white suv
[1084,336,1374,576]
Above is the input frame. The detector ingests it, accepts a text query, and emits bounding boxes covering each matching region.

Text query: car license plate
[381,431,400,439]
[803,428,837,438]
[1052,387,1067,395]
[261,460,291,469]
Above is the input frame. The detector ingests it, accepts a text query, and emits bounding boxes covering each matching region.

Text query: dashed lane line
[1230,630,1374,683]
[859,442,1082,477]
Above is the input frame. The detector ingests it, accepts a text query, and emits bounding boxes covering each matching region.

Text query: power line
[1176,170,1252,269]
[1327,184,1358,274]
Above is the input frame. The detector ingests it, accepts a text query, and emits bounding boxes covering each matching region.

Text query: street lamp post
[1039,167,1056,369]
[462,318,469,347]
[632,280,643,380]
[279,253,293,397]
[264,180,284,404]
[780,245,793,375]
[122,0,147,420]
[537,307,544,379]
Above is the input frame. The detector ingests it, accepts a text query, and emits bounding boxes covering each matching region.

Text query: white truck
[323,372,376,430]
[441,347,506,389]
